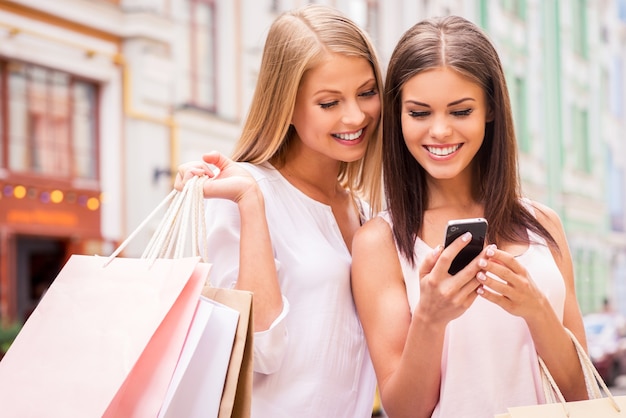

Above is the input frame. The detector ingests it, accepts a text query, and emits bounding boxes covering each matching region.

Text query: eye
[320,101,339,109]
[452,108,473,117]
[409,110,430,118]
[359,89,378,98]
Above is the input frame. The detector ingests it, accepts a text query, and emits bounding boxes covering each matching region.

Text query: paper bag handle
[539,327,621,416]
[104,175,209,267]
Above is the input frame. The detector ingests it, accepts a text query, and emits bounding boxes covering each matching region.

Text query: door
[15,236,67,321]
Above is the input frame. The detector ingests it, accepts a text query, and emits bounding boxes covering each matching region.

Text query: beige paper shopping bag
[203,285,254,418]
[496,396,626,417]
[497,328,626,417]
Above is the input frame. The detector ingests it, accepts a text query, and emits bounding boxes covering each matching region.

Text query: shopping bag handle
[539,327,620,416]
[103,176,209,267]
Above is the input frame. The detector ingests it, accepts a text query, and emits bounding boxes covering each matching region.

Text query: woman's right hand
[415,233,485,326]
[174,151,260,204]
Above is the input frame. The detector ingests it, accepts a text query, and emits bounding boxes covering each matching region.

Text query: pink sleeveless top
[380,210,565,417]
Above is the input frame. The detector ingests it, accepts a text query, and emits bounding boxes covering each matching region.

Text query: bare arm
[476,201,587,401]
[352,217,484,418]
[533,202,588,400]
[176,151,283,331]
[235,183,284,330]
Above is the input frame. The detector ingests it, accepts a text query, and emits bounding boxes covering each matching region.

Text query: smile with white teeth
[333,129,363,141]
[426,144,461,156]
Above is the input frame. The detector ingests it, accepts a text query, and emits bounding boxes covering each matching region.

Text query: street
[610,375,626,396]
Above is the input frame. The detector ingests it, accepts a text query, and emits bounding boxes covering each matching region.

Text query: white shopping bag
[159,295,240,418]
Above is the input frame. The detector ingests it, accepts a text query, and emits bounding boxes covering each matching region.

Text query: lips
[333,128,364,141]
[425,144,461,156]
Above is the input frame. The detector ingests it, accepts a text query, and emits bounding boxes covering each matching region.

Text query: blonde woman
[176,5,383,417]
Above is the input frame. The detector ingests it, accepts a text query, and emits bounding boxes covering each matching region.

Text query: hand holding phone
[444,218,489,275]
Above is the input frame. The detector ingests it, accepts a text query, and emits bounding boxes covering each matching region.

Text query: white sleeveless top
[203,162,376,418]
[379,209,565,417]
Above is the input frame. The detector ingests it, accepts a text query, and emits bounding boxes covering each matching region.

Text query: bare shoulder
[527,199,570,259]
[353,216,396,253]
[527,200,564,234]
[352,216,401,281]
[352,216,407,328]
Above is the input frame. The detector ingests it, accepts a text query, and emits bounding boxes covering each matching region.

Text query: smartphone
[444,218,489,275]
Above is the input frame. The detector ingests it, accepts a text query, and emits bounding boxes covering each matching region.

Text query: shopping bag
[203,285,254,418]
[156,285,253,418]
[495,396,626,417]
[496,328,626,417]
[158,295,240,418]
[0,254,208,418]
[148,174,254,417]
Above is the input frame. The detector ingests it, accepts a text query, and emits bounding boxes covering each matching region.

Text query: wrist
[412,307,448,335]
[525,295,557,331]
[237,183,265,213]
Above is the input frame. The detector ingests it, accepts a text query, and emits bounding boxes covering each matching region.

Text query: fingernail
[478,258,487,268]
[477,272,486,281]
[462,232,472,242]
[477,287,484,295]
[486,246,495,257]
[433,245,442,255]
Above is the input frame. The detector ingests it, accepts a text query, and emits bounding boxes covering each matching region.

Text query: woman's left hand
[174,151,260,205]
[476,246,548,320]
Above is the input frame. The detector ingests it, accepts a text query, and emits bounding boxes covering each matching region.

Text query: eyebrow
[313,78,377,96]
[405,97,476,107]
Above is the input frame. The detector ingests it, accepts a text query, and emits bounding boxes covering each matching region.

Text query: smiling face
[290,53,380,164]
[401,66,491,182]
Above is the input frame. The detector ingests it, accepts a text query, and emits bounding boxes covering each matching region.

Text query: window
[572,106,591,173]
[572,0,588,58]
[72,82,98,179]
[611,58,623,118]
[479,0,490,29]
[512,76,529,153]
[365,1,379,43]
[189,0,216,110]
[608,151,625,232]
[3,61,98,180]
[601,69,609,114]
[338,0,378,40]
[502,0,526,20]
[574,248,598,313]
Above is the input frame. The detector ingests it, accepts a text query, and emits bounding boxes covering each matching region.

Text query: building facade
[0,0,122,321]
[0,0,625,323]
[482,0,626,314]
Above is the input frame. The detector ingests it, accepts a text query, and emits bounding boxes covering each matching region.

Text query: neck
[279,160,343,204]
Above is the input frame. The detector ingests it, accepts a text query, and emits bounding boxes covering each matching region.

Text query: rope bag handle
[539,327,620,416]
[103,175,209,267]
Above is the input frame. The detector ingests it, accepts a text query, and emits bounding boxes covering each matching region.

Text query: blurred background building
[0,0,625,323]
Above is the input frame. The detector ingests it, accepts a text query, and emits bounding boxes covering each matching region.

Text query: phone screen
[444,218,488,275]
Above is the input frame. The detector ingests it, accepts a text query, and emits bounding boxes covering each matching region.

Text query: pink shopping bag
[0,254,209,418]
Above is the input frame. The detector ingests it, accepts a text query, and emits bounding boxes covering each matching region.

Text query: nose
[429,114,452,139]
[341,100,366,126]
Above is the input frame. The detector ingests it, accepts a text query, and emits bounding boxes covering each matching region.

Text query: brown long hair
[231,4,384,215]
[383,15,557,266]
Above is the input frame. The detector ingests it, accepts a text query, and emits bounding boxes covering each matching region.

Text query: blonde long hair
[231,4,384,215]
